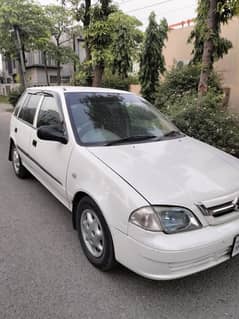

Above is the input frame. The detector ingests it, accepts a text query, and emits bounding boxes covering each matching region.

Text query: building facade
[164,17,239,113]
[0,35,86,93]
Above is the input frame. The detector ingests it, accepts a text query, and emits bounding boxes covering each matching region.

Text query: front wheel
[11,145,29,179]
[76,197,116,271]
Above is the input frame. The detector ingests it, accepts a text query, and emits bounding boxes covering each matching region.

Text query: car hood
[89,137,239,205]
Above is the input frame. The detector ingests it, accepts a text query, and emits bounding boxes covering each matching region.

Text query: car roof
[26,86,132,95]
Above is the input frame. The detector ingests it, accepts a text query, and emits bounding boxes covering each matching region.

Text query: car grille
[208,201,238,217]
[198,197,239,218]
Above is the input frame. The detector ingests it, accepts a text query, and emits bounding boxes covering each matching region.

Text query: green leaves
[174,99,239,158]
[188,0,237,63]
[109,11,143,78]
[0,0,51,55]
[139,12,168,104]
[155,63,239,158]
[43,4,79,84]
[156,63,221,112]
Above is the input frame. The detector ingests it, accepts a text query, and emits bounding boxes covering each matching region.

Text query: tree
[66,0,115,86]
[44,5,79,85]
[65,0,93,85]
[188,0,233,63]
[86,0,116,86]
[198,0,218,100]
[67,1,142,86]
[109,11,143,78]
[139,12,168,104]
[0,0,51,88]
[189,0,239,102]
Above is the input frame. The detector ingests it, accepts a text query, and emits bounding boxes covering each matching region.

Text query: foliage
[80,3,143,86]
[74,61,92,86]
[44,5,79,84]
[0,0,50,56]
[66,0,93,85]
[8,87,24,107]
[85,0,116,86]
[156,63,221,111]
[139,12,168,104]
[188,0,238,63]
[0,0,51,87]
[102,71,139,90]
[155,64,239,158]
[65,1,143,86]
[108,11,143,78]
[46,41,79,65]
[86,14,112,66]
[174,94,239,158]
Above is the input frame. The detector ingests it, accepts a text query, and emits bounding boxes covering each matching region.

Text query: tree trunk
[56,60,61,85]
[14,26,26,88]
[84,0,91,62]
[16,56,25,88]
[198,0,217,105]
[92,63,104,87]
[84,0,93,86]
[43,51,50,86]
[72,33,76,86]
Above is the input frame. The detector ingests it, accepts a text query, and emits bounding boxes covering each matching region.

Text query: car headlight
[129,206,201,234]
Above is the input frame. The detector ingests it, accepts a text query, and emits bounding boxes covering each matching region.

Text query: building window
[61,76,70,83]
[50,75,58,83]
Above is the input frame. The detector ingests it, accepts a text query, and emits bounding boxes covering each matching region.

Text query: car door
[13,92,43,169]
[29,93,73,205]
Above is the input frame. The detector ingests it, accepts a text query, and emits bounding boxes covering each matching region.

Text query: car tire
[11,145,29,179]
[76,196,116,271]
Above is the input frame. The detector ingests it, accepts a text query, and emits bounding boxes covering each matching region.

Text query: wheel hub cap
[81,209,104,258]
[13,148,20,173]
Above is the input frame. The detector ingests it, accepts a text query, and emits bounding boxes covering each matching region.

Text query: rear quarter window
[14,92,27,117]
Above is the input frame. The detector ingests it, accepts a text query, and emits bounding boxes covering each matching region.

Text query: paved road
[1,106,239,319]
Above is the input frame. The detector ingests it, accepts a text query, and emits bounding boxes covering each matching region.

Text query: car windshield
[65,92,183,146]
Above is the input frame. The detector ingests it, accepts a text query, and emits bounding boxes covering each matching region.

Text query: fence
[0,84,20,96]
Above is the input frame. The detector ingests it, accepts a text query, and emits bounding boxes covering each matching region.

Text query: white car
[9,86,239,280]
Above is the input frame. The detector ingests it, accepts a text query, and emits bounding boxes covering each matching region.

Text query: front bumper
[112,217,239,280]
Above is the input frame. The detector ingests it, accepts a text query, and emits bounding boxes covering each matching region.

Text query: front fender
[67,147,148,234]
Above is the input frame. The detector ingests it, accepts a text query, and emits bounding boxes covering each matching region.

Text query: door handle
[14,128,17,133]
[32,139,37,147]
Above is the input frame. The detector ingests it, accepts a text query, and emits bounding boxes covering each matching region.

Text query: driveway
[0,106,239,319]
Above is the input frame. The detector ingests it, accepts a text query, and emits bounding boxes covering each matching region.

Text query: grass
[0,95,9,104]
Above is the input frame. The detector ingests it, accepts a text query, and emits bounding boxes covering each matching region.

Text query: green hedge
[102,73,139,91]
[155,64,239,158]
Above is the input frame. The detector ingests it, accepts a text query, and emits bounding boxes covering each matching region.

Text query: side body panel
[67,146,148,233]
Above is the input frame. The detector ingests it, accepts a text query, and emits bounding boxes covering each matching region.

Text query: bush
[74,62,139,90]
[155,64,239,158]
[102,72,139,91]
[8,87,24,107]
[174,94,239,158]
[156,63,221,112]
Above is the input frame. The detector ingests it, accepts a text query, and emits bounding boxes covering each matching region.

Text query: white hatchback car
[9,86,239,280]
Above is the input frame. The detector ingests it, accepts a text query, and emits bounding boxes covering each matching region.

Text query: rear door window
[18,93,42,125]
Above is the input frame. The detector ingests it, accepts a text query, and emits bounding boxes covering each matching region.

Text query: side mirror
[37,125,68,144]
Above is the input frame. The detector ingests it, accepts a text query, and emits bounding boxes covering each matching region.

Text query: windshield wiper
[105,135,158,146]
[163,130,184,138]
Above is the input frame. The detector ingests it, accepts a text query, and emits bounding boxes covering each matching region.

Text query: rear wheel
[76,197,116,271]
[12,145,29,179]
